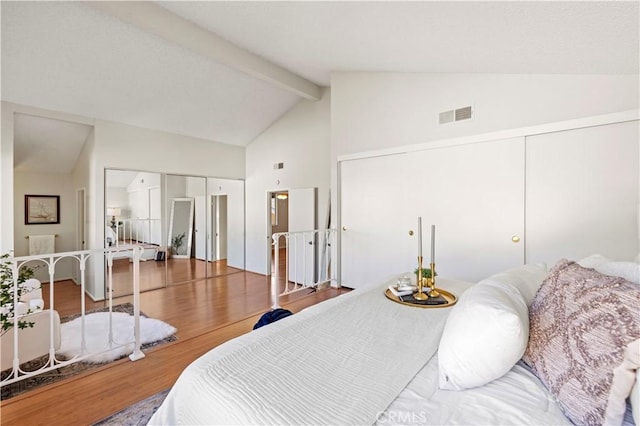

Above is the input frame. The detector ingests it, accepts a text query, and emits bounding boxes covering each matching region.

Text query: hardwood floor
[109,256,243,297]
[0,268,349,425]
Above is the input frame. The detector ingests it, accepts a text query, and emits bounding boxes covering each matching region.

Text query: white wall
[71,127,97,295]
[245,88,331,275]
[1,102,94,254]
[13,171,76,280]
[126,172,161,192]
[94,120,245,178]
[331,73,639,157]
[2,104,246,300]
[87,122,246,298]
[94,119,245,254]
[329,72,639,285]
[0,106,15,253]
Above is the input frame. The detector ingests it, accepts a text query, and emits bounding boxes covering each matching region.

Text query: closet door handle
[511,235,521,243]
[409,230,414,236]
[342,226,347,231]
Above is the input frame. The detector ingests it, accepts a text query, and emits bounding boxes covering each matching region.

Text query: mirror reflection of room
[105,170,245,297]
[105,169,164,296]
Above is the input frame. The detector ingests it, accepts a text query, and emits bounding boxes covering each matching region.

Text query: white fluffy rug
[57,312,176,364]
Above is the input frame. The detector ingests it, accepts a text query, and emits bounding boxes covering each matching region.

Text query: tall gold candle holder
[427,262,440,298]
[414,256,429,300]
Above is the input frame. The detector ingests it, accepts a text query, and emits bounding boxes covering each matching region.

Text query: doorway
[267,191,288,277]
[209,194,228,262]
[266,188,317,283]
[74,187,86,284]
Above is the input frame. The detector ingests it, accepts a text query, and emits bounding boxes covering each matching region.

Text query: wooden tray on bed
[384,288,457,308]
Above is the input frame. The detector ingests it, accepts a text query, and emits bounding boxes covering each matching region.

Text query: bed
[149,256,640,425]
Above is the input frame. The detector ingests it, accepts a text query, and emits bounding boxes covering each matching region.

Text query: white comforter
[150,278,473,425]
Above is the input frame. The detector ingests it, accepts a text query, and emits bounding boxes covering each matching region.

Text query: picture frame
[25,194,60,225]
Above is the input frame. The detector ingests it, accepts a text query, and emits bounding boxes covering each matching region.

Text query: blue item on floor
[253,308,293,330]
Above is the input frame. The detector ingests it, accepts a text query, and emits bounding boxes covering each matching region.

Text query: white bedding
[105,226,117,245]
[149,277,570,425]
[378,357,570,425]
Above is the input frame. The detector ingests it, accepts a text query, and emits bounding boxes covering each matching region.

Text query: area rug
[93,388,171,426]
[0,303,177,400]
[59,311,176,363]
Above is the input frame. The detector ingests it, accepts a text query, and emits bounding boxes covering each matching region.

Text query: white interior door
[149,187,161,245]
[288,188,317,285]
[217,195,228,261]
[408,137,525,282]
[209,196,217,261]
[340,154,414,289]
[526,121,639,266]
[195,196,207,260]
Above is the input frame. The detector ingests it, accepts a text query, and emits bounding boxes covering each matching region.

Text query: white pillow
[438,280,529,390]
[577,254,612,268]
[14,301,29,316]
[632,369,639,426]
[578,254,640,284]
[595,261,640,285]
[603,339,640,425]
[482,262,547,306]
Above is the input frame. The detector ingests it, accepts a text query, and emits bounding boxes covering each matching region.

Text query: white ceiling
[13,113,93,174]
[159,1,640,83]
[2,1,638,173]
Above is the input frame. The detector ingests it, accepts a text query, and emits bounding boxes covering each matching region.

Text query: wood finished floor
[0,267,349,425]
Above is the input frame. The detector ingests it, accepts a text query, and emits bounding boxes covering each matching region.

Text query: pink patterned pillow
[523,259,640,426]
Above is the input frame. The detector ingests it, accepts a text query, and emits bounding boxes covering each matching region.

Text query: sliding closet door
[526,121,639,266]
[340,154,415,289]
[407,137,525,282]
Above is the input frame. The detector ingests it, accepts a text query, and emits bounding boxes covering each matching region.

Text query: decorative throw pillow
[438,280,529,390]
[523,259,640,426]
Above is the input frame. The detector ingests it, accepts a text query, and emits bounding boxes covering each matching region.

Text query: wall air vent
[439,110,455,124]
[439,105,473,124]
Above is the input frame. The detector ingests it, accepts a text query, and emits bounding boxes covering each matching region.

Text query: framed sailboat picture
[25,194,60,224]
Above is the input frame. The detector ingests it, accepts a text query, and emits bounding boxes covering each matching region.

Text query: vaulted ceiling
[3,1,638,172]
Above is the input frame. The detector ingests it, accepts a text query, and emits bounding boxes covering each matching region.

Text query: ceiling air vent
[439,105,473,124]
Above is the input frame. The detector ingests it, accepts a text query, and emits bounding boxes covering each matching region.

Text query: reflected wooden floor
[110,256,244,297]
[1,268,349,425]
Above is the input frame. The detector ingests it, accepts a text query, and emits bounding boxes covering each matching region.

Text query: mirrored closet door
[105,169,245,297]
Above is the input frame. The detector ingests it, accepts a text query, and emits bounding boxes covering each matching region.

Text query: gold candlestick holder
[414,256,429,300]
[427,262,440,297]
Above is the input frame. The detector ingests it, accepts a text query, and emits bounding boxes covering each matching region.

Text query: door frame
[75,187,86,285]
[266,190,289,276]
